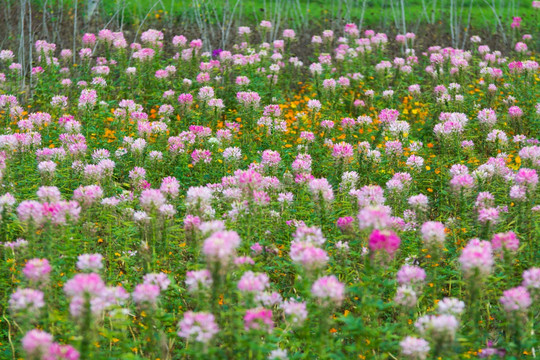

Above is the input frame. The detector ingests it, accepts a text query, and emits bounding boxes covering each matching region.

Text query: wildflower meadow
[0,2,539,360]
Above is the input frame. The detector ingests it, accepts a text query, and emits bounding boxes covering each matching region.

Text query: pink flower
[160,176,180,198]
[450,174,475,194]
[408,194,429,212]
[508,106,523,118]
[143,273,171,291]
[397,265,426,287]
[236,91,261,107]
[332,142,354,159]
[22,329,53,358]
[9,288,45,314]
[308,178,334,202]
[415,314,459,341]
[283,29,296,39]
[185,269,212,292]
[44,343,80,360]
[76,254,103,272]
[17,200,45,225]
[522,267,540,289]
[421,221,446,247]
[139,189,167,211]
[400,336,430,360]
[260,20,272,29]
[478,207,499,225]
[244,308,274,332]
[191,149,212,165]
[491,231,519,253]
[293,226,325,245]
[289,241,329,271]
[515,168,538,189]
[281,299,308,325]
[64,273,105,297]
[141,29,164,45]
[378,108,400,125]
[78,89,97,109]
[477,108,497,128]
[475,192,495,209]
[178,311,219,343]
[177,93,193,106]
[500,286,531,312]
[237,271,269,294]
[23,259,52,283]
[306,99,321,112]
[437,298,465,315]
[202,231,241,265]
[459,239,494,278]
[311,275,345,305]
[82,33,96,46]
[72,185,103,207]
[172,35,187,47]
[132,283,161,305]
[183,215,201,231]
[251,242,263,254]
[261,150,281,167]
[357,206,392,230]
[394,285,417,308]
[234,256,255,265]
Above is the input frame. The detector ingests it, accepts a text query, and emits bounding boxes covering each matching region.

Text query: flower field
[0,18,539,360]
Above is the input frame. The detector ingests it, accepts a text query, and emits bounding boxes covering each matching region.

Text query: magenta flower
[336,216,354,232]
[511,16,522,28]
[368,229,401,257]
[332,142,354,159]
